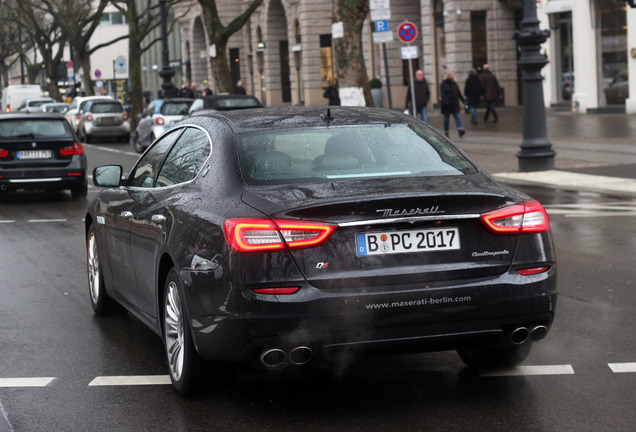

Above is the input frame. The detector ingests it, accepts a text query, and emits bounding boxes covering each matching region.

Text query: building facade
[175,0,635,114]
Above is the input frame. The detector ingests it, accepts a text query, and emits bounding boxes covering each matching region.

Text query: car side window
[155,128,210,188]
[128,129,183,188]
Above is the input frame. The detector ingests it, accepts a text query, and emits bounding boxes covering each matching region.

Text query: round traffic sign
[397,21,418,43]
[94,69,102,79]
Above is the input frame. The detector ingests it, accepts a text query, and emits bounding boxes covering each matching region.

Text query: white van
[1,85,43,112]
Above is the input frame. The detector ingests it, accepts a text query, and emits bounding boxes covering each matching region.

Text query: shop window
[471,11,487,69]
[320,34,333,88]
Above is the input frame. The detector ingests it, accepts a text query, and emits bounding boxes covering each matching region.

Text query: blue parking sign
[375,20,388,33]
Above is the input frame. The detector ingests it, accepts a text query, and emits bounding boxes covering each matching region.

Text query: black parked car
[0,113,87,199]
[86,106,557,395]
[187,94,263,116]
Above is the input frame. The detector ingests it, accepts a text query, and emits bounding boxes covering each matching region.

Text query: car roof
[187,106,411,134]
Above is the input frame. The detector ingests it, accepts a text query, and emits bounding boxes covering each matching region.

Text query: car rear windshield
[214,97,260,109]
[0,119,72,139]
[161,102,192,116]
[237,124,477,185]
[91,102,123,113]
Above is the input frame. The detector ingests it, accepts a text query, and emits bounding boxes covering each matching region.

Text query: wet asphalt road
[1,141,636,431]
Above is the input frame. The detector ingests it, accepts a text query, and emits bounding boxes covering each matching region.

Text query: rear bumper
[0,157,86,192]
[85,123,130,136]
[180,267,557,364]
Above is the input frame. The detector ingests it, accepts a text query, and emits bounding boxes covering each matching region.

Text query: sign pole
[382,43,393,109]
[407,46,416,117]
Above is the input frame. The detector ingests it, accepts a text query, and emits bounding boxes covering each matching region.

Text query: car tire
[163,268,200,396]
[457,342,533,369]
[82,128,91,143]
[133,134,145,153]
[71,182,88,200]
[87,225,112,315]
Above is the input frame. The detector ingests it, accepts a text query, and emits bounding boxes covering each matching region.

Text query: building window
[279,41,292,103]
[471,11,487,69]
[100,12,127,26]
[320,34,333,88]
[230,48,241,85]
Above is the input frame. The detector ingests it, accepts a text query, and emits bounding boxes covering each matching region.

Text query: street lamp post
[158,0,178,97]
[513,0,557,172]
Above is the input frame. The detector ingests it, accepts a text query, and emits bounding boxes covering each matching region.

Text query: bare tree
[332,0,372,106]
[0,1,22,90]
[197,0,263,94]
[29,0,129,96]
[1,0,64,100]
[111,0,187,131]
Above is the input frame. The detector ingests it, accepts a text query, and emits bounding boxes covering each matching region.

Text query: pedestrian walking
[234,80,246,95]
[323,77,341,106]
[480,64,502,123]
[464,69,483,124]
[440,72,466,138]
[404,69,431,122]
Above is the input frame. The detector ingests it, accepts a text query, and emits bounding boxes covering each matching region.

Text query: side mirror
[93,165,123,187]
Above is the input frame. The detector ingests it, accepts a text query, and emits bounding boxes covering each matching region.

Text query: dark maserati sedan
[0,112,87,199]
[86,106,557,395]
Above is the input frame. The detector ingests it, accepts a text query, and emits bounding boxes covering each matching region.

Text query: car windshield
[91,102,123,113]
[29,99,53,108]
[214,98,260,109]
[237,124,477,185]
[161,102,192,116]
[0,119,71,139]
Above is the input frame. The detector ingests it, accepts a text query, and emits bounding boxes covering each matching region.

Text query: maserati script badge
[376,206,444,217]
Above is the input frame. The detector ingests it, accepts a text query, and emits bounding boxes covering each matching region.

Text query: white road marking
[479,364,575,377]
[545,201,636,218]
[0,220,16,223]
[608,362,636,373]
[89,375,172,386]
[0,377,56,388]
[83,143,138,157]
[27,219,68,223]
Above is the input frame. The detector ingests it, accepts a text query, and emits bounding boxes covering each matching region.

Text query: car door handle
[120,211,134,220]
[151,214,166,225]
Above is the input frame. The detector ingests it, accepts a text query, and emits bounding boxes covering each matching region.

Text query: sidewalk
[425,106,636,197]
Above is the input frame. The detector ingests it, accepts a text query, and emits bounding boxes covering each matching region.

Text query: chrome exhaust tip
[510,327,530,345]
[260,349,286,367]
[530,325,549,341]
[289,346,313,365]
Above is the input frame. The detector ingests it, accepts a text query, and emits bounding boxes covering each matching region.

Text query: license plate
[17,150,52,160]
[356,228,460,256]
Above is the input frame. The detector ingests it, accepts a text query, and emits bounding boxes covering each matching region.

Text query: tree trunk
[128,35,143,133]
[77,51,94,96]
[333,0,372,107]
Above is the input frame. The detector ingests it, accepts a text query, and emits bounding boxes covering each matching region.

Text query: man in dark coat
[323,77,341,106]
[480,64,502,123]
[464,69,483,124]
[405,69,431,122]
[440,72,466,138]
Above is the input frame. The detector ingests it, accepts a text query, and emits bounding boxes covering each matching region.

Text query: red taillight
[123,112,129,121]
[517,266,550,276]
[224,218,336,253]
[155,116,165,126]
[0,149,8,158]
[86,114,93,122]
[60,142,84,156]
[75,113,81,120]
[251,287,300,295]
[480,200,549,234]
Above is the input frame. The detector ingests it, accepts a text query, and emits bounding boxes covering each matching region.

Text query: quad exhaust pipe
[260,346,314,367]
[510,325,549,344]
